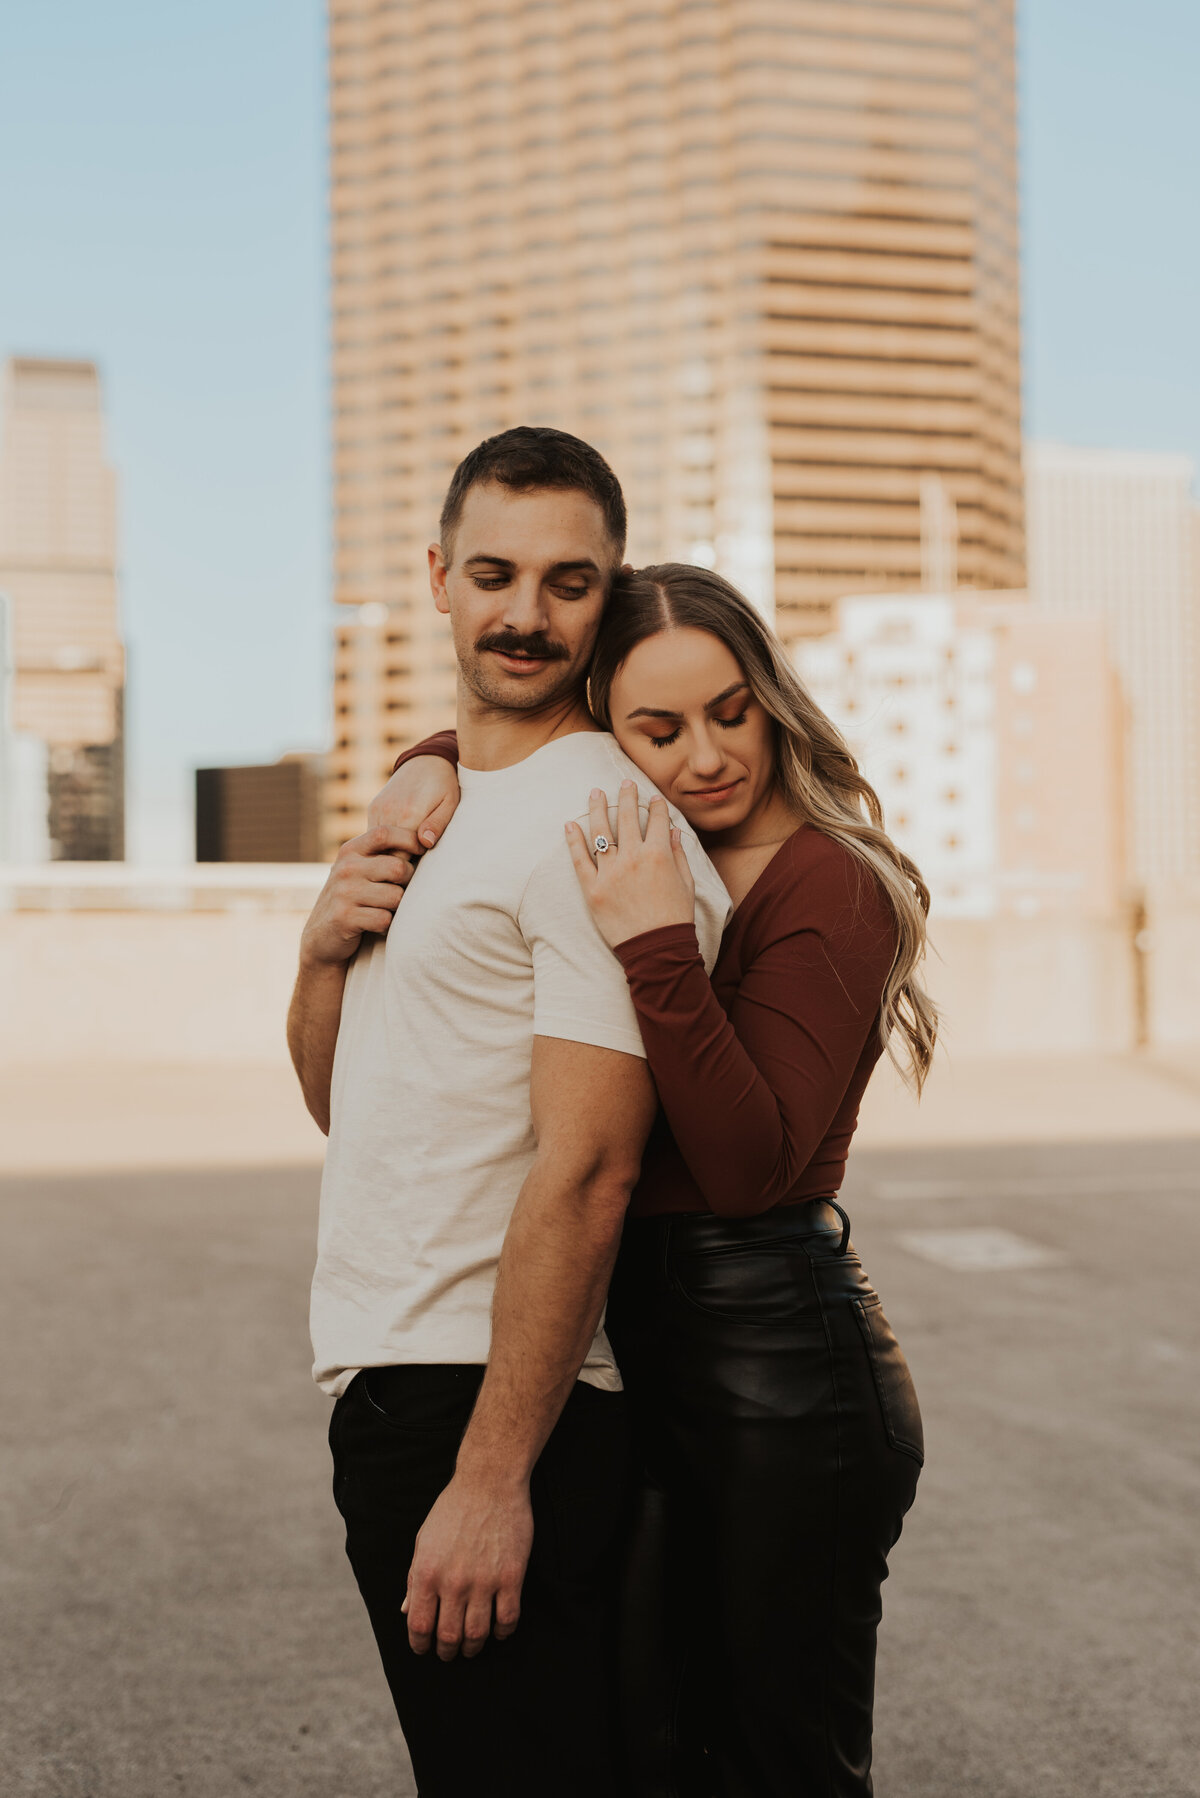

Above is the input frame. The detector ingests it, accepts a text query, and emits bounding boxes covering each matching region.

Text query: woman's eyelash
[648,711,747,749]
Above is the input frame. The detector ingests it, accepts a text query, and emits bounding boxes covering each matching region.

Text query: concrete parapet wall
[1,891,1182,1067]
[1143,890,1200,1047]
[0,909,309,1065]
[925,914,1137,1057]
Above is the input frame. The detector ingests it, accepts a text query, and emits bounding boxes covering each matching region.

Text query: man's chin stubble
[464,658,584,714]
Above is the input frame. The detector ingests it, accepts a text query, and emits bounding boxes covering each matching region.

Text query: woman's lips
[684,778,744,803]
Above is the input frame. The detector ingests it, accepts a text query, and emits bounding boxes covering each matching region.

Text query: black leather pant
[605,1201,923,1798]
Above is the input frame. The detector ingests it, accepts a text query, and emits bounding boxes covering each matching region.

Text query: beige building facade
[326,0,1024,852]
[0,357,125,860]
[1026,442,1200,890]
[797,592,1126,922]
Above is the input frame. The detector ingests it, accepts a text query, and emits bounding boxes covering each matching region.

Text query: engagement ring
[593,835,611,855]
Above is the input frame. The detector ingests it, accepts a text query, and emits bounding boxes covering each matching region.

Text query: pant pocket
[853,1297,925,1464]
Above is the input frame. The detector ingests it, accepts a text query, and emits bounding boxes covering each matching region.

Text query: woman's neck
[699,784,802,854]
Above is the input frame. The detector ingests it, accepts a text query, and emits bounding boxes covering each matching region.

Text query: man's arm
[402,1034,656,1660]
[287,826,417,1132]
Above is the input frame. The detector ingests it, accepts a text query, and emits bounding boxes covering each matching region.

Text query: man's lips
[488,648,558,673]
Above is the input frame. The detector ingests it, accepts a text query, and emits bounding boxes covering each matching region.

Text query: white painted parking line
[895,1227,1063,1272]
[870,1172,1197,1203]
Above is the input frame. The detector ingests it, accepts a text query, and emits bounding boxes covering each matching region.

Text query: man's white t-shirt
[310,729,731,1397]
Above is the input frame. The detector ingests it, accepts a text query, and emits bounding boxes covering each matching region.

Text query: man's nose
[500,577,550,637]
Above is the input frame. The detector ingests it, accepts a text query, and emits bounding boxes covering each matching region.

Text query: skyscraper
[1026,443,1200,889]
[797,591,1125,921]
[0,357,125,860]
[326,0,1024,851]
[195,756,324,863]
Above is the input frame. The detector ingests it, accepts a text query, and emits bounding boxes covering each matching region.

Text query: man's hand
[402,1471,534,1660]
[367,755,461,850]
[299,825,417,969]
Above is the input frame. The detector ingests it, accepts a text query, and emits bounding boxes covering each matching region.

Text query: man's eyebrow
[461,554,602,574]
[625,680,750,722]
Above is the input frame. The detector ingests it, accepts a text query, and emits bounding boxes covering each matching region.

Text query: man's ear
[429,542,450,615]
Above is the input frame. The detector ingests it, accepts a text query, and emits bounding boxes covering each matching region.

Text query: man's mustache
[476,631,570,662]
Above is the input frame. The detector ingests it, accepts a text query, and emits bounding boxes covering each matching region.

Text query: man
[288,428,728,1796]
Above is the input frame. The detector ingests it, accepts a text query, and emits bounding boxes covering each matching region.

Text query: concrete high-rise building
[1026,443,1200,889]
[0,589,52,862]
[325,0,1024,853]
[0,357,125,860]
[798,592,1126,921]
[195,756,324,864]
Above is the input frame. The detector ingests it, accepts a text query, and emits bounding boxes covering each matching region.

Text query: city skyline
[0,0,1197,860]
[0,357,125,860]
[325,0,1025,853]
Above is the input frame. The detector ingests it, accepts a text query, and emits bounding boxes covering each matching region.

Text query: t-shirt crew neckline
[456,727,607,785]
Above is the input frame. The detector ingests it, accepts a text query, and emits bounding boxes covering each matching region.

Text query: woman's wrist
[613,921,702,966]
[391,731,459,777]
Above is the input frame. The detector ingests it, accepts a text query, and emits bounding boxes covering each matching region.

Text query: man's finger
[376,826,423,859]
[617,778,643,846]
[352,823,417,857]
[354,906,400,937]
[343,851,412,888]
[405,1581,438,1656]
[435,1591,467,1662]
[460,1592,494,1659]
[586,786,612,854]
[493,1584,522,1641]
[358,877,405,911]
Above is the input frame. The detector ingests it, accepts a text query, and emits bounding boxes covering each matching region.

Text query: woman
[374,565,936,1797]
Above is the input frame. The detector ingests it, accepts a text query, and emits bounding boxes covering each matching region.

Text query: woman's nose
[688,730,726,777]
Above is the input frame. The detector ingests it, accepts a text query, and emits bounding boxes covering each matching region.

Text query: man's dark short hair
[439,426,627,562]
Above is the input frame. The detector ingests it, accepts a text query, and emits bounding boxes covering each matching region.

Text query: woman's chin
[677,795,753,835]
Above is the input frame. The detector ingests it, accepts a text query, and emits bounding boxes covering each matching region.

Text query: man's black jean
[329,1363,633,1798]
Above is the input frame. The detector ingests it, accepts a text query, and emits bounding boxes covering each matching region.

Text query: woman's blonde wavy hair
[589,564,938,1093]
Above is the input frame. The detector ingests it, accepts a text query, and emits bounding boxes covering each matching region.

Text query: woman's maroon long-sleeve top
[391,734,898,1218]
[618,827,896,1218]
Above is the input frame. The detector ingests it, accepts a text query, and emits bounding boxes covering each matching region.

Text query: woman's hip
[607,1199,924,1474]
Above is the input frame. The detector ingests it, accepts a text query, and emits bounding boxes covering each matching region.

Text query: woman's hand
[367,755,461,850]
[566,780,696,950]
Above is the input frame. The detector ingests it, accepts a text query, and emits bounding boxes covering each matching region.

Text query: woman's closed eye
[647,709,748,749]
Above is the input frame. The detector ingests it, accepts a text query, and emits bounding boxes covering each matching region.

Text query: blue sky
[0,0,1197,860]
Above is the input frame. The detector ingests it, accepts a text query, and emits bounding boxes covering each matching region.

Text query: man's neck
[455,684,600,771]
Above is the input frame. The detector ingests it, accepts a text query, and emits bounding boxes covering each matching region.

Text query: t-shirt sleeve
[678,825,732,971]
[518,837,648,1060]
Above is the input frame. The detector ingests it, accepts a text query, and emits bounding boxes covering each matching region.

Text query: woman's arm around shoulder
[616,828,897,1216]
[367,730,461,847]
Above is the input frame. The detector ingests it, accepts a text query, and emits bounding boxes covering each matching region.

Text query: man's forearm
[287,955,350,1134]
[455,1160,629,1488]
